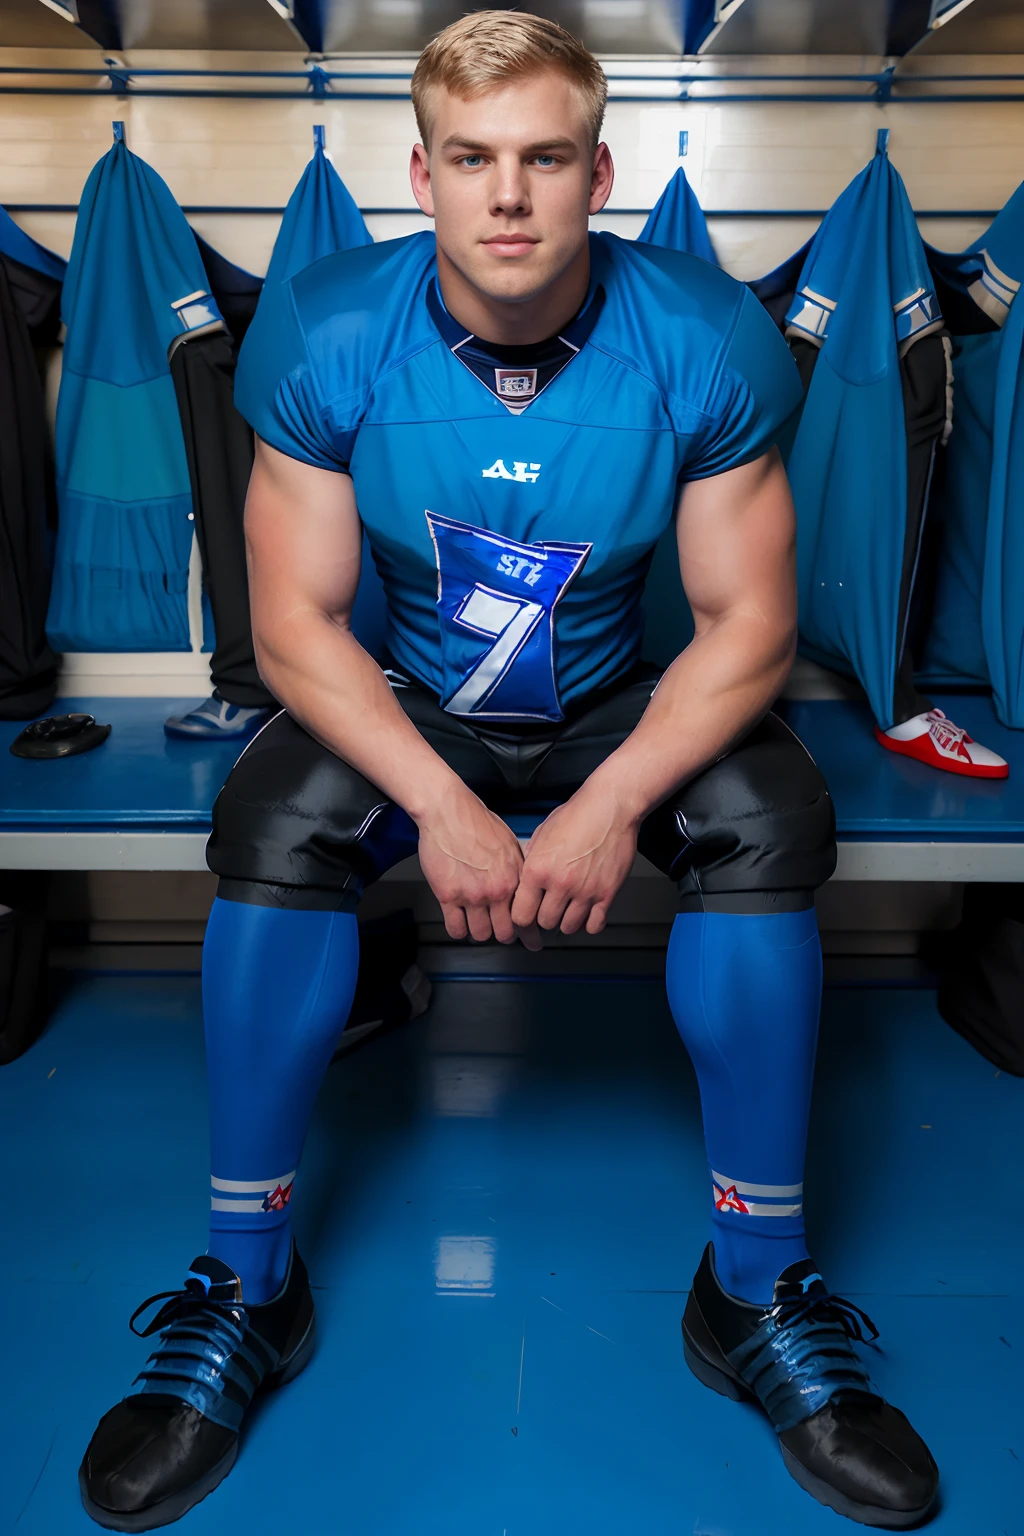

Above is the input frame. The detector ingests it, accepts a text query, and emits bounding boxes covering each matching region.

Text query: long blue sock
[202,898,359,1303]
[666,907,822,1304]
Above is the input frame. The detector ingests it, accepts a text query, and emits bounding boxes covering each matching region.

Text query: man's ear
[410,142,434,218]
[589,142,614,216]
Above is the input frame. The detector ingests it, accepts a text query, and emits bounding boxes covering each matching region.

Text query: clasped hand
[416,784,640,951]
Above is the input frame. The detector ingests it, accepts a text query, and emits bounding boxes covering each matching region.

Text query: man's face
[410,70,613,308]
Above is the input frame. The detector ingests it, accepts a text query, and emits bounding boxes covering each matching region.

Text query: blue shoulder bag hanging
[47,123,224,652]
[920,183,1024,727]
[635,163,717,668]
[760,138,944,727]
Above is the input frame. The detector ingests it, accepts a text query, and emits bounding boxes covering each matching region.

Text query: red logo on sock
[262,1181,294,1213]
[714,1181,749,1214]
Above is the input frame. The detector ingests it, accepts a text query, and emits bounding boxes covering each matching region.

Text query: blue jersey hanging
[919,182,1024,727]
[251,126,387,659]
[264,126,371,288]
[633,166,718,669]
[750,143,944,728]
[47,126,224,652]
[637,166,717,268]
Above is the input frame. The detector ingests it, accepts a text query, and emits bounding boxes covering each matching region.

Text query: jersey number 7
[426,511,591,723]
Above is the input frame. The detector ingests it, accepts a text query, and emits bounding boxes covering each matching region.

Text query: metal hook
[313,123,325,151]
[112,120,125,143]
[876,126,890,155]
[678,129,688,157]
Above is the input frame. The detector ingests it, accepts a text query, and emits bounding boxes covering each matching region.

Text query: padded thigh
[208,683,836,908]
[209,710,416,906]
[638,714,837,901]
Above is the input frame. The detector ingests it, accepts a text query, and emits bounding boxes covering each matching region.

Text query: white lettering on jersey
[481,459,542,484]
[495,553,545,587]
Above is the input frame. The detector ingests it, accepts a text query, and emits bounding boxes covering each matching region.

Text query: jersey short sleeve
[683,284,804,480]
[234,271,352,472]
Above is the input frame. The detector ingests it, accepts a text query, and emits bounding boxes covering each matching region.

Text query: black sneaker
[80,1247,315,1531]
[682,1245,938,1528]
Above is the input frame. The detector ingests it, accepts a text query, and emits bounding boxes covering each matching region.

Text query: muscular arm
[245,439,528,943]
[512,449,797,935]
[593,448,796,811]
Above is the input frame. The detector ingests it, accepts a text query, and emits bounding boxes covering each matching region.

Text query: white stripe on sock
[711,1170,803,1199]
[737,1200,803,1219]
[210,1171,296,1194]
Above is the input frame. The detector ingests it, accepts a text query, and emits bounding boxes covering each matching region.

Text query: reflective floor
[2,972,1021,1533]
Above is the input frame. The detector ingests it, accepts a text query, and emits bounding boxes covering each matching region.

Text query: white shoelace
[925,709,968,752]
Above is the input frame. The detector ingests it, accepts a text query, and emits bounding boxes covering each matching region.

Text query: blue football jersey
[236,231,801,722]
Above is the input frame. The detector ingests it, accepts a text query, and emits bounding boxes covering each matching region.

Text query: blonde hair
[411,11,608,151]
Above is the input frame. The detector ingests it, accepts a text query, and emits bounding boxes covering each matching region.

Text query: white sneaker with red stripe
[875,708,1009,779]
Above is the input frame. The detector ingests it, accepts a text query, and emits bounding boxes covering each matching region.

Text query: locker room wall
[3,47,1022,696]
[3,48,1018,955]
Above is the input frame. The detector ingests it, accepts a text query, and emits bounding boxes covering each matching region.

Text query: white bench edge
[2,831,1023,881]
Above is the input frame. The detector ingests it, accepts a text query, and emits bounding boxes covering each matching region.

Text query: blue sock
[666,907,822,1305]
[202,898,359,1303]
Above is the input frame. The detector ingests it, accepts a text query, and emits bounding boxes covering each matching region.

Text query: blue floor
[2,974,1021,1534]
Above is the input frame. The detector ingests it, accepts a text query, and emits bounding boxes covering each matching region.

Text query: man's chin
[466,265,557,308]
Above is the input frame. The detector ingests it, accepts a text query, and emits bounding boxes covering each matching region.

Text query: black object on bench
[10,713,111,760]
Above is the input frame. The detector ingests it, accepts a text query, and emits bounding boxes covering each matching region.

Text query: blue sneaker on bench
[80,1248,314,1531]
[682,1245,938,1528]
[163,693,274,741]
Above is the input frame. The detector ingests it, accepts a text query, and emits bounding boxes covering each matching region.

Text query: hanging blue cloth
[919,184,1024,726]
[0,205,66,282]
[264,127,372,288]
[241,134,385,659]
[762,146,943,726]
[637,166,717,266]
[634,167,716,668]
[48,129,224,652]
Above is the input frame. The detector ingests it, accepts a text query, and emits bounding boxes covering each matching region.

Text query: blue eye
[462,155,483,168]
[534,155,556,167]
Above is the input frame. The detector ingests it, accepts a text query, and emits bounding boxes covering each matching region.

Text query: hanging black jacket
[168,236,273,708]
[0,252,61,718]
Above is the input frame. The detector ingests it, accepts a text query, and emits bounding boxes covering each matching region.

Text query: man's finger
[536,887,571,932]
[560,897,592,935]
[489,902,517,945]
[515,921,545,952]
[585,902,609,936]
[442,903,469,941]
[510,876,543,930]
[465,904,494,943]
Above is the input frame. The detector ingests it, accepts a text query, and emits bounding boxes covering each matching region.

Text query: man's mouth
[481,234,540,256]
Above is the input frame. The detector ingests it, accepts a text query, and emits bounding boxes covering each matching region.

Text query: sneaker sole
[682,1322,937,1530]
[79,1316,316,1532]
[163,723,264,741]
[874,729,1008,779]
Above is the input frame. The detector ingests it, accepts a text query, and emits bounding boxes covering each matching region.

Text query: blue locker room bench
[0,694,1022,881]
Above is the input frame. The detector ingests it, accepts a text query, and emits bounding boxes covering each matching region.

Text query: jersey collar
[427,276,605,414]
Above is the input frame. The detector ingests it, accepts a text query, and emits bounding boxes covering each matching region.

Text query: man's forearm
[255,610,460,823]
[583,609,795,824]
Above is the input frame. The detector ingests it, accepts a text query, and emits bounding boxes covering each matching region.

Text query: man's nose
[489,157,531,218]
